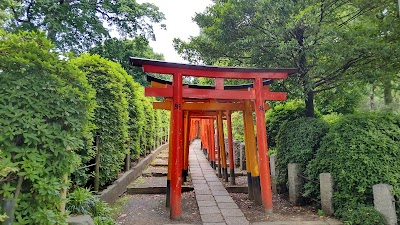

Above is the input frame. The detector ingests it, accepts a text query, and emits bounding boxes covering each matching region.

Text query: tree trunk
[370,84,376,110]
[305,91,315,117]
[383,77,393,105]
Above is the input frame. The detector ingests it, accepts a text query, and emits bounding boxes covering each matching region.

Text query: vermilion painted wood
[210,119,216,164]
[146,86,286,101]
[153,101,270,111]
[183,111,190,174]
[170,74,183,219]
[226,111,235,171]
[254,78,273,213]
[142,64,290,79]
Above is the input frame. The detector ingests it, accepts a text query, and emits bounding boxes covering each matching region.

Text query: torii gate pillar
[170,73,183,219]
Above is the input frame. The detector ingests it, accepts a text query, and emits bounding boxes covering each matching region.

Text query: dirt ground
[116,191,201,225]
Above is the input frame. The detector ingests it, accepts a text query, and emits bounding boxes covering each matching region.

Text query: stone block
[269,154,277,194]
[233,140,241,167]
[288,163,303,205]
[373,184,398,225]
[67,215,94,225]
[319,173,334,216]
[201,213,224,223]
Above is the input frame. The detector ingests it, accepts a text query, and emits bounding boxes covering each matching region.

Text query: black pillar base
[252,176,262,205]
[247,172,253,200]
[230,168,236,185]
[166,180,170,207]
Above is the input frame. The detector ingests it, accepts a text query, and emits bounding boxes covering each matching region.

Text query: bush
[231,112,245,142]
[122,75,145,159]
[71,54,129,186]
[0,30,95,224]
[141,96,155,153]
[341,205,386,225]
[305,112,400,217]
[275,118,329,191]
[266,100,307,148]
[66,188,116,225]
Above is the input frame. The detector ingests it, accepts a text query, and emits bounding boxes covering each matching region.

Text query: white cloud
[137,0,213,63]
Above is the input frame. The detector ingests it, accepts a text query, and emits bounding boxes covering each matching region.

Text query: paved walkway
[189,140,249,225]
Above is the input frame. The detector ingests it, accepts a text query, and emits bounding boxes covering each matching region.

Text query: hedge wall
[305,112,400,221]
[275,117,329,191]
[0,30,96,224]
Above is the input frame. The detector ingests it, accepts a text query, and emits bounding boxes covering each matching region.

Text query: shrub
[305,112,400,217]
[71,54,129,186]
[275,118,329,190]
[122,75,145,159]
[231,112,245,142]
[66,188,116,225]
[321,112,343,126]
[266,100,307,148]
[0,30,95,224]
[141,96,155,153]
[341,205,386,225]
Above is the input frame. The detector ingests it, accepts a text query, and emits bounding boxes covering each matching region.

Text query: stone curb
[99,143,168,204]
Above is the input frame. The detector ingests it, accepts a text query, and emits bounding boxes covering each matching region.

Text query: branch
[312,84,340,94]
[314,56,366,87]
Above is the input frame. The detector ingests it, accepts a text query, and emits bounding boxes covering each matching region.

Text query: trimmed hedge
[266,100,307,148]
[275,117,329,191]
[305,112,400,221]
[71,54,130,186]
[0,30,96,224]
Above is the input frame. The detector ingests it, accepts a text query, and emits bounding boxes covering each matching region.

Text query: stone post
[269,154,277,194]
[373,184,397,225]
[319,173,334,216]
[288,163,303,205]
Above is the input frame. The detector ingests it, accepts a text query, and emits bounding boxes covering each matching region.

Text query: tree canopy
[174,0,400,116]
[1,0,165,52]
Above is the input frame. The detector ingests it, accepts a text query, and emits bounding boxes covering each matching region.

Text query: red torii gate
[130,57,296,219]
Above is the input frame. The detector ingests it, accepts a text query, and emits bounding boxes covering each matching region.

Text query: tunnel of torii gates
[130,57,297,219]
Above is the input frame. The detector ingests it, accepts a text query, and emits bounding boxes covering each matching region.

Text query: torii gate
[130,57,296,219]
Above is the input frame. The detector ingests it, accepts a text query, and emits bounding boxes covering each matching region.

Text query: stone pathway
[189,140,250,225]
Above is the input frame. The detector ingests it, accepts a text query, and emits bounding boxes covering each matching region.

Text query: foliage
[122,74,145,160]
[174,0,395,116]
[141,96,155,152]
[341,205,386,225]
[230,112,244,142]
[71,54,129,186]
[305,112,400,217]
[275,117,329,190]
[266,100,307,148]
[66,187,116,225]
[90,37,164,85]
[321,113,343,126]
[0,29,95,224]
[2,0,165,52]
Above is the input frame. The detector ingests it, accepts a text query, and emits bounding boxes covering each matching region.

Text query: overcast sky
[136,0,213,63]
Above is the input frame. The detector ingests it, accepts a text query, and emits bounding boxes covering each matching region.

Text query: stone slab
[201,214,225,223]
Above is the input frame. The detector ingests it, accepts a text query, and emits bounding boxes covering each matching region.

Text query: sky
[136,0,213,63]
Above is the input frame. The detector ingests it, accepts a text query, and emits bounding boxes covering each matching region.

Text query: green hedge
[71,54,130,186]
[0,30,95,224]
[266,100,307,148]
[275,117,329,191]
[305,112,400,222]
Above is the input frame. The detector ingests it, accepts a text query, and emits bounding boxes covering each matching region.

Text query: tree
[2,0,165,52]
[90,37,164,85]
[174,0,390,117]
